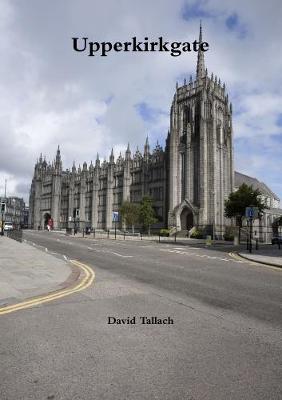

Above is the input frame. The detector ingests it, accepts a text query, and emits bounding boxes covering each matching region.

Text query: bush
[224,226,235,241]
[190,229,203,239]
[159,228,170,237]
[224,234,234,241]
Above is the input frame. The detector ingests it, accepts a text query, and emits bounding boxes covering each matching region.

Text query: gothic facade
[29,142,167,231]
[29,26,280,237]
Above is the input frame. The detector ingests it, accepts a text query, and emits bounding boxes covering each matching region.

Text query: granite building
[28,26,281,237]
[0,196,26,228]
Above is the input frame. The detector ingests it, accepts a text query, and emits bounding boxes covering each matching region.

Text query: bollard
[159,234,161,243]
[141,232,142,240]
[107,230,110,239]
[124,231,125,240]
[206,235,212,246]
[256,238,258,250]
[174,233,176,243]
[93,228,95,238]
[83,229,85,238]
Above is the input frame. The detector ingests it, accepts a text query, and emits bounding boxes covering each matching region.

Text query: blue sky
[0,0,281,203]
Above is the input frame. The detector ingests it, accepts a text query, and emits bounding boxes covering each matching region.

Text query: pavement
[238,245,282,267]
[0,235,74,307]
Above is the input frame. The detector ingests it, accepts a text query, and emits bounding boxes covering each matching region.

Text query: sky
[0,0,281,204]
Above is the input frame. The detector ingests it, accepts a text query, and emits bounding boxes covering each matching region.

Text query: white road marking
[174,247,201,250]
[159,248,241,264]
[63,255,68,261]
[45,247,48,252]
[87,247,93,250]
[110,252,133,258]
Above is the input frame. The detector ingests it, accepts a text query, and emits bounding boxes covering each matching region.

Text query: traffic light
[1,202,6,214]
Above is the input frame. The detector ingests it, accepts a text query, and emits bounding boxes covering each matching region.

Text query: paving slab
[0,236,72,306]
[239,246,282,267]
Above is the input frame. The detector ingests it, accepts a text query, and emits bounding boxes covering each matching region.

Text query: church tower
[51,146,62,229]
[167,23,234,237]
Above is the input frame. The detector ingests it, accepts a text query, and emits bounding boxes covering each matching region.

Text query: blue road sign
[112,211,119,222]
[245,207,258,219]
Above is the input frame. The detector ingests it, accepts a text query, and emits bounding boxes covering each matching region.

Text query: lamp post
[1,204,4,236]
[1,179,7,236]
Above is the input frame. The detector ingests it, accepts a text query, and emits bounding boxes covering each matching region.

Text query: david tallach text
[108,316,174,325]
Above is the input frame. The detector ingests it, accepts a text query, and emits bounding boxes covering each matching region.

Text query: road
[1,231,281,400]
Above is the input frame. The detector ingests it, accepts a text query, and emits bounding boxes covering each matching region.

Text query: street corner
[0,238,95,315]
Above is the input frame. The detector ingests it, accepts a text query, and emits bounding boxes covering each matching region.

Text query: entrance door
[43,212,51,229]
[180,208,193,230]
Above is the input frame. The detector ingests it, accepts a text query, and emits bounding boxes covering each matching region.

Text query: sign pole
[1,202,6,236]
[249,217,253,253]
[1,211,3,236]
[112,211,119,240]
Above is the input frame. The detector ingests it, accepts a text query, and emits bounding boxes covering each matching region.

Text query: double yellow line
[0,260,95,316]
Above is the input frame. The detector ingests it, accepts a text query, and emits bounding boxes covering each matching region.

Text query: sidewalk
[0,236,73,307]
[238,245,282,267]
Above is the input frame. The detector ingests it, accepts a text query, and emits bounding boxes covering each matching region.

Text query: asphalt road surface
[1,231,281,400]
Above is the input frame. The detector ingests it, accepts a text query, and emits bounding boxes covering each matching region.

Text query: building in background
[0,196,26,229]
[234,172,282,243]
[28,25,282,240]
[23,206,29,229]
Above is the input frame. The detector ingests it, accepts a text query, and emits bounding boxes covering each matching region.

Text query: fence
[64,224,281,245]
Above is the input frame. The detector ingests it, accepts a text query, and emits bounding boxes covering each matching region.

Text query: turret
[144,135,150,159]
[54,145,62,174]
[109,148,114,164]
[125,143,131,161]
[72,161,76,174]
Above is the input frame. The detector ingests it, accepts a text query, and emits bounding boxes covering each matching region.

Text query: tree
[119,201,140,233]
[138,196,157,235]
[224,183,268,228]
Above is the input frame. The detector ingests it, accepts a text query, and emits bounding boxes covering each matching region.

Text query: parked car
[4,222,13,231]
[271,235,282,245]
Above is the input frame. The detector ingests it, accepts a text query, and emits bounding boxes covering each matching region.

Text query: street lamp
[1,202,6,236]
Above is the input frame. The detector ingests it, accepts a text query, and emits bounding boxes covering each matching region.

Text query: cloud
[181,1,215,20]
[225,13,247,38]
[0,0,281,204]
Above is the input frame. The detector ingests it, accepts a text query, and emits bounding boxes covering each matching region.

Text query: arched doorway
[43,212,51,229]
[180,208,194,231]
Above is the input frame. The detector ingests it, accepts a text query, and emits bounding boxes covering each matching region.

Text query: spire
[95,153,100,167]
[55,145,61,163]
[196,21,206,79]
[109,148,114,163]
[144,135,150,157]
[54,145,62,173]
